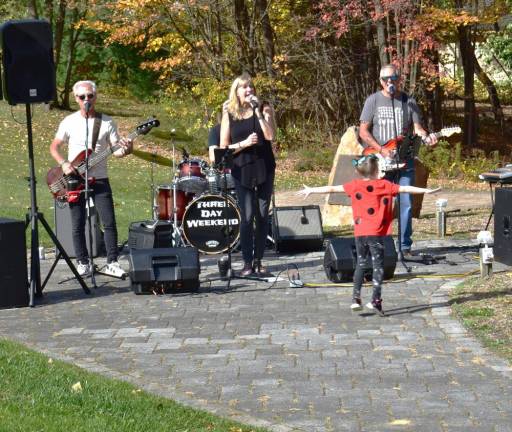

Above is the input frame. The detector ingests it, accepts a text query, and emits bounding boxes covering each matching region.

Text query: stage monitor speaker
[323,236,397,283]
[54,200,105,258]
[128,220,173,249]
[0,218,29,308]
[272,205,324,252]
[1,19,56,105]
[129,247,200,294]
[494,188,512,265]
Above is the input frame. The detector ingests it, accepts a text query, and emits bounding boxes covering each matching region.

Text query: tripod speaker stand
[0,20,90,305]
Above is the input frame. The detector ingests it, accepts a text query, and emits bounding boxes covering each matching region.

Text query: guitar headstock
[136,118,160,135]
[440,126,462,138]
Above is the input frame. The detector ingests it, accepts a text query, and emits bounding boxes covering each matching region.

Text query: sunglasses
[76,93,95,100]
[352,154,377,167]
[380,75,399,82]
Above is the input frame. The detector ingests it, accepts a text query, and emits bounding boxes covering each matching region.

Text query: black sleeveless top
[229,113,276,188]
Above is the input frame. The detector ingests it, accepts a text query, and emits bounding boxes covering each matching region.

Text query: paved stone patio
[0,239,511,431]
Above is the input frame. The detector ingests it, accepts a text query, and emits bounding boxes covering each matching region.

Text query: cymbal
[132,149,173,167]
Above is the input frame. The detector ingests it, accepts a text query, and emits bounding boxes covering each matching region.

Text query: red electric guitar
[47,118,159,202]
[362,126,461,156]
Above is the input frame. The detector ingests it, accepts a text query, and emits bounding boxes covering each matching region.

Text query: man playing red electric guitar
[359,64,438,258]
[49,80,132,277]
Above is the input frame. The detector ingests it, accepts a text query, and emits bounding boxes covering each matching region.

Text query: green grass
[0,339,264,432]
[450,273,512,364]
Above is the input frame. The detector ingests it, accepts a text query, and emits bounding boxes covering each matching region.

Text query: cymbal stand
[170,134,184,247]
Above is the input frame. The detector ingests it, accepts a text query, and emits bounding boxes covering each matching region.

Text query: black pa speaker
[494,188,512,265]
[272,205,324,252]
[1,19,56,105]
[54,200,105,258]
[128,220,173,249]
[129,247,200,294]
[323,236,397,283]
[0,218,29,308]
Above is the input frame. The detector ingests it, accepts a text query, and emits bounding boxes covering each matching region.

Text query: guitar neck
[76,130,138,176]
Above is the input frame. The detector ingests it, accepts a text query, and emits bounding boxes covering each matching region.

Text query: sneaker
[104,261,127,278]
[366,299,384,315]
[76,261,91,276]
[350,298,363,312]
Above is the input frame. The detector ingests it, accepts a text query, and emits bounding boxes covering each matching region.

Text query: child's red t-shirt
[343,178,400,237]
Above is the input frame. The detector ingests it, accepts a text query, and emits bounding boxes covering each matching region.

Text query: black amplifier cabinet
[494,188,512,265]
[272,205,324,253]
[0,218,29,308]
[129,247,200,294]
[324,236,397,283]
[128,220,172,249]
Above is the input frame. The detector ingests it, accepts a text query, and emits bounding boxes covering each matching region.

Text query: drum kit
[134,149,241,254]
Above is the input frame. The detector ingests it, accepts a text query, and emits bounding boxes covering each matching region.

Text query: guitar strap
[401,93,409,135]
[91,112,102,151]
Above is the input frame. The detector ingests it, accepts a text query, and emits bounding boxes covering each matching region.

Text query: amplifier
[129,247,200,294]
[272,205,324,252]
[323,236,397,283]
[0,218,29,308]
[128,220,172,249]
[494,188,512,265]
[54,200,104,258]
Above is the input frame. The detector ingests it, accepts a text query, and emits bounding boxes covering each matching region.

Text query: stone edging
[430,279,512,378]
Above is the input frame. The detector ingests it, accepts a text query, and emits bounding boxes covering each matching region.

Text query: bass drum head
[182,194,240,254]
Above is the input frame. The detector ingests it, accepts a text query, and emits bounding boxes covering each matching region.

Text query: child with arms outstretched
[297,154,441,315]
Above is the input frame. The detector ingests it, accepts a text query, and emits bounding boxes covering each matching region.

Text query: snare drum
[177,158,208,194]
[156,184,194,221]
[182,194,241,254]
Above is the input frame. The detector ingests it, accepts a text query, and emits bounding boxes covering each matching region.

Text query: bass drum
[182,194,241,254]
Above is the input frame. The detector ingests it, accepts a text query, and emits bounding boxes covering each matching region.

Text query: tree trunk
[458,24,478,147]
[61,10,81,110]
[233,0,253,74]
[27,0,38,18]
[374,0,388,66]
[44,0,54,27]
[472,50,504,130]
[213,0,224,81]
[426,50,443,131]
[53,0,67,106]
[255,0,275,78]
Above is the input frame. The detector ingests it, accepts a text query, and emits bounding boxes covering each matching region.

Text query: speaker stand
[23,103,90,305]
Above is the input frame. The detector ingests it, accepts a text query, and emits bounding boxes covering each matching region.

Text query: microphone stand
[389,87,410,272]
[83,102,98,288]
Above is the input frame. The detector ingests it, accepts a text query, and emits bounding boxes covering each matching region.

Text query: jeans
[386,158,415,251]
[233,172,274,264]
[353,236,385,301]
[69,178,119,264]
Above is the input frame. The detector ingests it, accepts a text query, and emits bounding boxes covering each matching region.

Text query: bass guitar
[47,118,160,202]
[362,126,461,156]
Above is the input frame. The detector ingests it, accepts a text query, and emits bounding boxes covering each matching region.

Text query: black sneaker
[350,298,363,312]
[366,299,384,316]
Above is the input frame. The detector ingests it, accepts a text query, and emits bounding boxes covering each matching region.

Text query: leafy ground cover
[0,339,265,432]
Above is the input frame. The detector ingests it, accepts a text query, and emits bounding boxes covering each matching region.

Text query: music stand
[213,147,268,288]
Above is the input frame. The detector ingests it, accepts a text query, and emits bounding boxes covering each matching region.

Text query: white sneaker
[76,262,91,276]
[104,261,127,278]
[350,298,363,312]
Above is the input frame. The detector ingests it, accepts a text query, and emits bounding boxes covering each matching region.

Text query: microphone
[387,83,395,95]
[84,101,91,113]
[249,95,259,110]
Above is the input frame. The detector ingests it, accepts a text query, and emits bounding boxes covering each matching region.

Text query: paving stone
[0,242,510,432]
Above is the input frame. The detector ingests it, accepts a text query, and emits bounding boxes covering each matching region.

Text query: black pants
[233,172,274,264]
[69,178,118,264]
[353,235,385,301]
